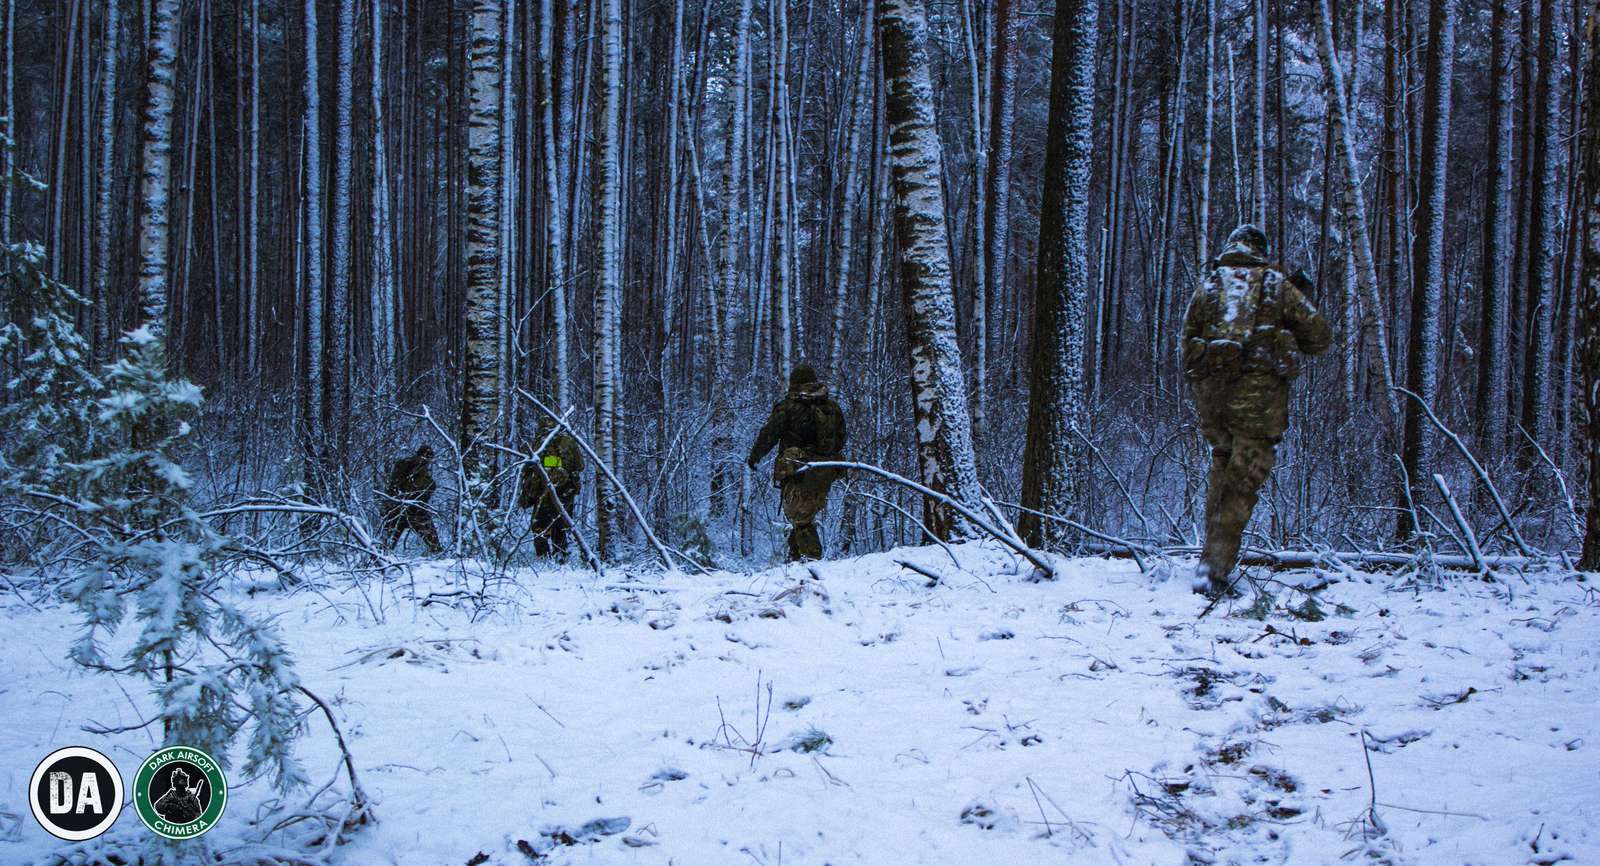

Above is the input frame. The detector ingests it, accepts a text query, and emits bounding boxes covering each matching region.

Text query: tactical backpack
[1184,265,1301,383]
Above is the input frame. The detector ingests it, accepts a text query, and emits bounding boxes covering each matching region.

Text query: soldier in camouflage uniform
[518,418,586,558]
[381,444,443,553]
[747,364,848,562]
[1182,224,1332,598]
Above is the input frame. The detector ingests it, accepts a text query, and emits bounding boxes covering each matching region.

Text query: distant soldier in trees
[380,444,443,553]
[1182,225,1331,598]
[518,418,586,558]
[747,364,847,562]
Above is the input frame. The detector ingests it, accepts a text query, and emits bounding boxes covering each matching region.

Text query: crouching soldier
[381,444,443,553]
[747,364,847,562]
[518,419,585,558]
[1182,224,1331,598]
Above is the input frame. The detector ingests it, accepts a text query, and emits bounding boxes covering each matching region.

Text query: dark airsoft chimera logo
[28,746,125,841]
[133,746,228,840]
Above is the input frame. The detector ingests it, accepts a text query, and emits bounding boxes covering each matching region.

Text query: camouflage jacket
[387,454,436,504]
[748,382,847,483]
[518,430,585,507]
[1181,247,1332,383]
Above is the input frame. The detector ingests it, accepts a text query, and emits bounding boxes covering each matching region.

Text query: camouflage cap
[1225,224,1269,255]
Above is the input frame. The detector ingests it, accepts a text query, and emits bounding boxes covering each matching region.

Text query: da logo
[28,746,124,841]
[133,746,227,840]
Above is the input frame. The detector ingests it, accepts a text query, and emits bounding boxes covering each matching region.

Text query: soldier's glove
[1288,268,1314,293]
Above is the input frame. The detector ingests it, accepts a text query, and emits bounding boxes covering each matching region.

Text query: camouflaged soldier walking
[747,364,848,562]
[518,418,586,558]
[1182,225,1332,598]
[381,444,444,553]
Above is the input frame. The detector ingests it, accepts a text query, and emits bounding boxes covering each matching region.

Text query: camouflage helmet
[1224,223,1269,256]
[790,363,819,388]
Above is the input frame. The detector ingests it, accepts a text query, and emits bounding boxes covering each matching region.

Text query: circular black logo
[29,746,124,841]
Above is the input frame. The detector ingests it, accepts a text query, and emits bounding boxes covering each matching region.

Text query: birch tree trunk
[246,0,262,374]
[1396,0,1454,541]
[593,0,624,558]
[1,0,11,246]
[92,0,119,357]
[828,1,874,383]
[878,0,985,541]
[302,0,325,443]
[1196,0,1215,263]
[1477,0,1513,450]
[538,0,569,408]
[710,0,752,523]
[496,0,516,439]
[1252,0,1267,225]
[1018,0,1098,546]
[462,0,504,488]
[135,0,181,341]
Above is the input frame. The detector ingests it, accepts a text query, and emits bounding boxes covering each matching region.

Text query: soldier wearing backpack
[747,364,848,562]
[1182,224,1332,598]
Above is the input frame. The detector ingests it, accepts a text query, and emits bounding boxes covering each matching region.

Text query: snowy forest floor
[3,544,1598,865]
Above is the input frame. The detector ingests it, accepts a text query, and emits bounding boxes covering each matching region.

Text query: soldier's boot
[408,508,443,554]
[1201,437,1277,595]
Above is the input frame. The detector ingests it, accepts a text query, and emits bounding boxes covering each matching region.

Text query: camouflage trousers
[780,459,840,562]
[1193,374,1288,585]
[529,495,577,558]
[382,504,442,553]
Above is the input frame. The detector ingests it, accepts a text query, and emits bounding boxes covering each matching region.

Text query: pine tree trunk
[1018,0,1098,546]
[878,0,985,541]
[462,0,505,488]
[135,0,181,341]
[1396,0,1454,541]
[1521,0,1558,453]
[92,0,119,358]
[330,0,355,450]
[1579,0,1600,568]
[302,0,325,444]
[1477,0,1513,451]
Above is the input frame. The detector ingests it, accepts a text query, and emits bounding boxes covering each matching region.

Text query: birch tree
[135,0,181,340]
[828,1,874,383]
[1018,0,1098,545]
[1475,0,1512,450]
[979,0,1020,425]
[1521,0,1558,451]
[462,0,504,487]
[593,0,624,558]
[877,0,984,541]
[538,0,569,409]
[711,0,752,523]
[1396,0,1454,540]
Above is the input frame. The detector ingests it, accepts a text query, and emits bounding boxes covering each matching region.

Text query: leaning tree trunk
[593,0,624,559]
[877,0,984,541]
[462,0,505,490]
[135,0,182,342]
[1578,0,1600,570]
[1018,0,1099,546]
[1314,0,1399,429]
[1396,0,1454,541]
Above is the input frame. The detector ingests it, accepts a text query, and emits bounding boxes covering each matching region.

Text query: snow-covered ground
[3,544,1598,865]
